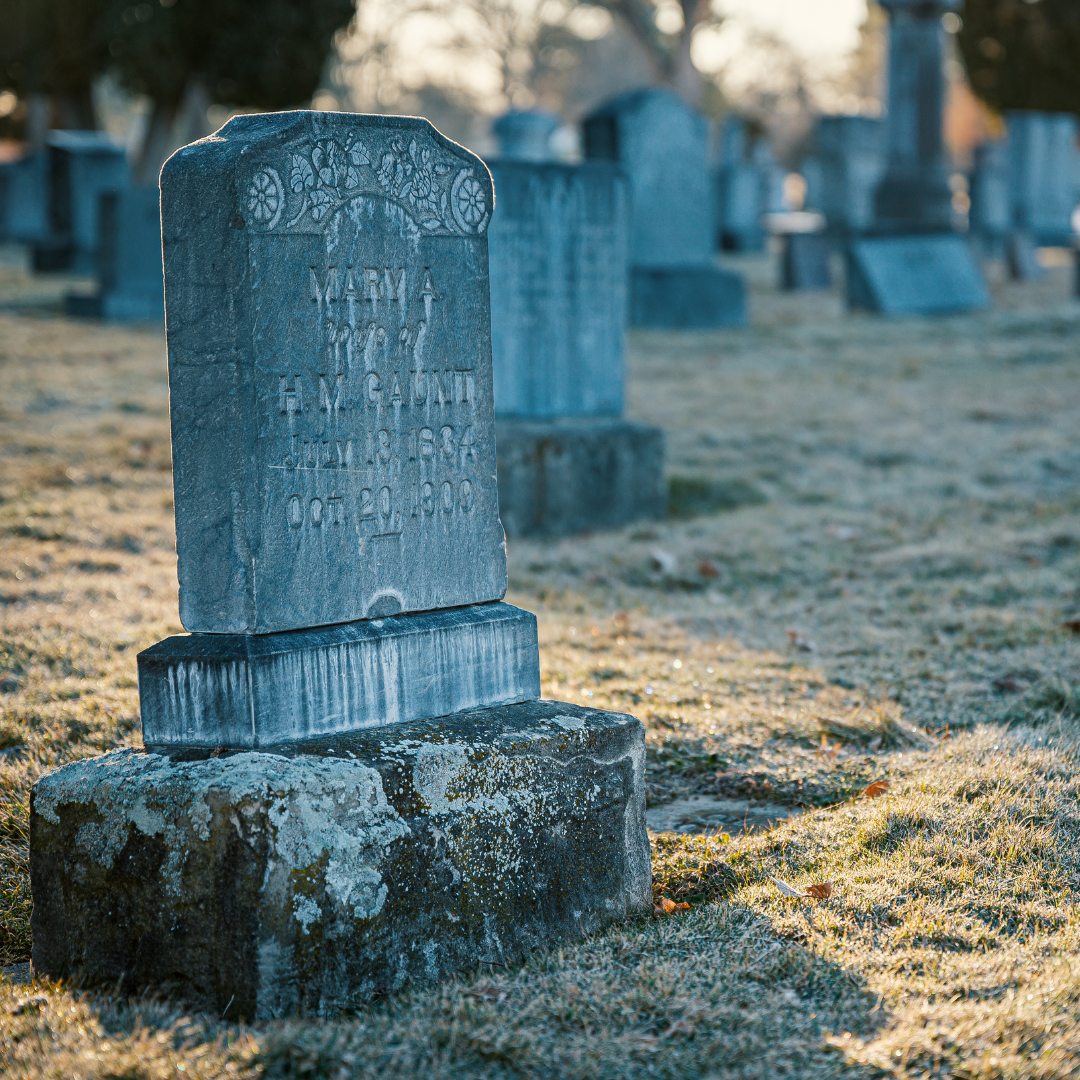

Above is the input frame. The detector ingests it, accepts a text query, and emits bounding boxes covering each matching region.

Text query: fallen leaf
[653,896,691,916]
[1063,619,1080,635]
[768,875,805,899]
[805,882,834,899]
[816,732,840,762]
[786,628,816,652]
[697,559,720,578]
[864,780,890,798]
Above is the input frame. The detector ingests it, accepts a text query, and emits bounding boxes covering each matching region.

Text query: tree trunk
[134,98,179,187]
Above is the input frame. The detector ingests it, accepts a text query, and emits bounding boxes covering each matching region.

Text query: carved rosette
[241,130,490,237]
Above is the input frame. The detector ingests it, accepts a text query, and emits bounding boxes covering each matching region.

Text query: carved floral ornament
[242,132,490,236]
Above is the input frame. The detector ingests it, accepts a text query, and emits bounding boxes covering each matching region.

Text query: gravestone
[780,231,833,292]
[846,235,989,314]
[815,116,884,235]
[0,150,48,244]
[487,158,666,536]
[847,0,988,315]
[968,140,1010,256]
[1004,230,1043,283]
[583,88,745,327]
[492,109,559,162]
[33,130,129,272]
[1005,111,1080,248]
[30,111,650,1016]
[715,117,763,252]
[65,186,165,321]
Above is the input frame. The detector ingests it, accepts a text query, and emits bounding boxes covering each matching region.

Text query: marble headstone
[161,112,507,634]
[488,161,628,418]
[35,130,129,273]
[847,235,990,314]
[815,116,884,235]
[492,110,559,162]
[583,88,745,327]
[1006,111,1080,247]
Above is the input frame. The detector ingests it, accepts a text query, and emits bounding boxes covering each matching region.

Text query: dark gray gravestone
[487,160,665,536]
[715,117,763,252]
[847,235,989,314]
[872,0,957,234]
[815,117,884,235]
[492,110,559,162]
[33,130,129,273]
[0,151,48,244]
[781,232,833,291]
[1006,111,1080,247]
[488,161,628,418]
[31,112,651,1012]
[162,112,506,634]
[1004,230,1043,283]
[846,0,988,315]
[584,88,745,327]
[64,186,166,321]
[968,140,1010,256]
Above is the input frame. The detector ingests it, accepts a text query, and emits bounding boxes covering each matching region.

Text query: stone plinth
[846,235,990,315]
[31,701,650,1018]
[496,417,665,538]
[139,602,541,747]
[630,266,746,329]
[488,160,629,419]
[161,112,506,634]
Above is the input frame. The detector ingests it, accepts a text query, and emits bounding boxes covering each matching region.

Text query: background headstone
[814,117,884,235]
[33,130,129,273]
[871,0,958,234]
[1005,111,1080,248]
[488,161,628,418]
[583,88,745,327]
[492,110,559,162]
[0,151,48,245]
[968,139,1010,256]
[781,232,833,292]
[715,116,763,252]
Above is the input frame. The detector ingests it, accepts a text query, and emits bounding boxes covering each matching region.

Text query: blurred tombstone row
[0,129,164,321]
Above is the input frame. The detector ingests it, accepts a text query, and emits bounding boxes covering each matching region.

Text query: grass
[2,247,1080,1076]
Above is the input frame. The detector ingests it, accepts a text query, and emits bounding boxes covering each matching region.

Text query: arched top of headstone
[492,110,560,162]
[164,110,493,239]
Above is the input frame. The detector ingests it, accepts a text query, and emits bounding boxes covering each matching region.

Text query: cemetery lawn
[2,250,1080,1076]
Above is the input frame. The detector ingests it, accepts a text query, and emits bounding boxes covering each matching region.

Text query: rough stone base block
[846,235,990,315]
[781,233,833,291]
[138,602,540,747]
[630,266,746,328]
[31,701,650,1018]
[496,417,665,538]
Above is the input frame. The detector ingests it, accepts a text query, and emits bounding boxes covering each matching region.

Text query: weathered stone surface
[496,417,665,538]
[846,235,990,315]
[583,88,714,269]
[488,160,629,418]
[630,266,746,329]
[31,701,650,1018]
[138,602,541,747]
[161,111,506,634]
[34,130,129,273]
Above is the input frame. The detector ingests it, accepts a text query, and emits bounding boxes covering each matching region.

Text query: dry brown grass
[2,247,1080,1077]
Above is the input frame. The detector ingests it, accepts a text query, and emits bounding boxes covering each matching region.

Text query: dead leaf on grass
[1062,619,1080,635]
[769,876,834,900]
[786,628,816,652]
[864,780,890,798]
[816,733,840,763]
[805,882,834,899]
[992,673,1029,693]
[697,559,721,578]
[654,896,691,916]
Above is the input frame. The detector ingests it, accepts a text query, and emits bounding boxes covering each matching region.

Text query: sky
[713,0,869,62]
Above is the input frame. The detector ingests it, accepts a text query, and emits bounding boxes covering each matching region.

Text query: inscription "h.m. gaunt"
[277,369,475,413]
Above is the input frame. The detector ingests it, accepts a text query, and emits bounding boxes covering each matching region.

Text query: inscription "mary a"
[310,265,439,316]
